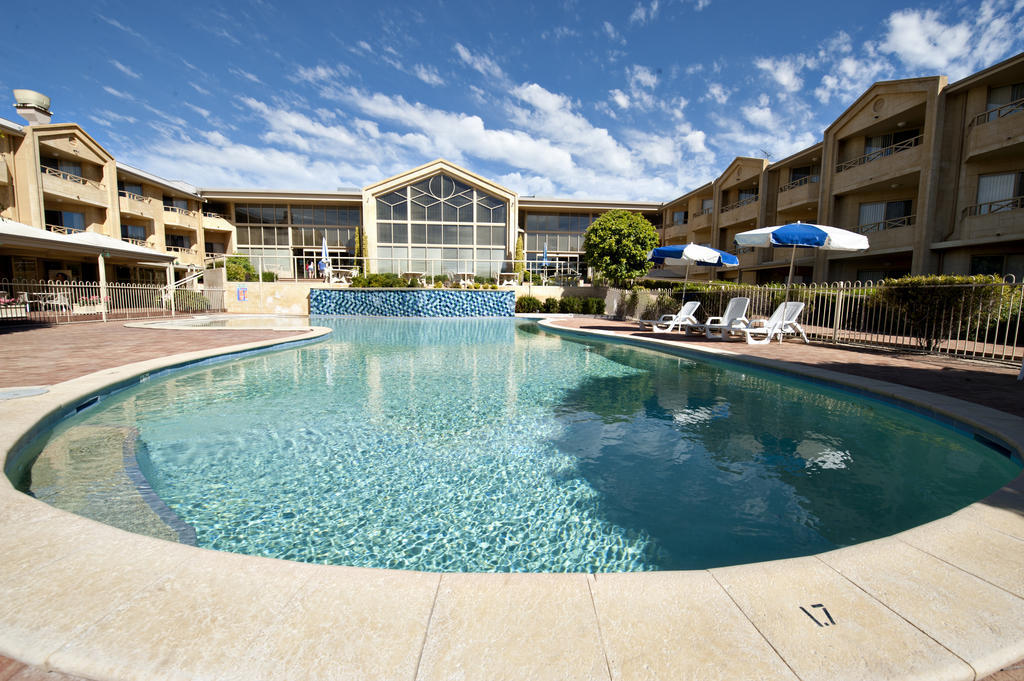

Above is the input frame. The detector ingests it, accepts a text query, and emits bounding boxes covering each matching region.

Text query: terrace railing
[720,195,758,213]
[40,165,106,190]
[856,215,915,234]
[778,175,819,193]
[970,97,1024,127]
[835,135,923,173]
[612,277,1023,365]
[962,196,1024,218]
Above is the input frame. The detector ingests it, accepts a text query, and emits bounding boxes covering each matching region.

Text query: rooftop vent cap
[13,89,52,124]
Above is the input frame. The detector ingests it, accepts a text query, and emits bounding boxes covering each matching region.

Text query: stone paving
[0,318,1021,680]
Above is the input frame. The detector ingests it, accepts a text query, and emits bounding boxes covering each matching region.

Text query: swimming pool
[18,317,1019,572]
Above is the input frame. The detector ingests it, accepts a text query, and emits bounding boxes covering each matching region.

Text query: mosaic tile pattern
[309,288,515,317]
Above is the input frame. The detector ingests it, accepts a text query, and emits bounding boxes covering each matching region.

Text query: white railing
[123,237,149,247]
[720,195,758,213]
[778,175,820,193]
[119,190,150,202]
[41,165,106,190]
[613,277,1023,364]
[962,196,1024,218]
[45,223,84,235]
[163,205,195,215]
[836,135,923,172]
[165,245,193,253]
[970,97,1024,127]
[856,215,915,234]
[0,277,225,324]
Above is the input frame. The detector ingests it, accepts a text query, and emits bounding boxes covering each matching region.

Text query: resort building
[0,51,1021,288]
[654,51,1024,284]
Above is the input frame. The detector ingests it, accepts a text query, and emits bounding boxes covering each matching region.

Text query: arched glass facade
[375,173,508,278]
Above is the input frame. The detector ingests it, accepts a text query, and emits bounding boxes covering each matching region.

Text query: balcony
[123,237,149,248]
[118,190,154,218]
[719,195,759,226]
[40,165,109,208]
[856,214,915,235]
[736,245,761,268]
[958,197,1023,242]
[163,205,199,227]
[689,207,712,231]
[663,223,689,242]
[832,136,923,195]
[777,176,820,212]
[966,99,1024,161]
[45,223,85,235]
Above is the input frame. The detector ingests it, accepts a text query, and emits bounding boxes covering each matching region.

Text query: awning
[0,217,176,263]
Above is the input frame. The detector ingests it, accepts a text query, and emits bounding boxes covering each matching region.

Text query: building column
[97,253,108,322]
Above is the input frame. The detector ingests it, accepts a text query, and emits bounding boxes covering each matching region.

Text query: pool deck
[0,318,1022,681]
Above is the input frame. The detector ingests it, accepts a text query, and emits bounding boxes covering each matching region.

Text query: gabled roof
[363,159,516,200]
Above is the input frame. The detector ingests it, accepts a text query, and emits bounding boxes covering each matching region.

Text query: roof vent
[13,89,52,125]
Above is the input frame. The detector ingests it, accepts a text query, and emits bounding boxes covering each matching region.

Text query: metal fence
[0,278,225,325]
[613,278,1024,364]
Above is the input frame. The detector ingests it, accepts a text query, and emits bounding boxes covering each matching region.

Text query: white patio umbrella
[734,222,868,303]
[647,243,739,291]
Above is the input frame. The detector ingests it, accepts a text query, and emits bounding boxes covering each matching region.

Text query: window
[166,234,190,249]
[163,196,189,211]
[986,82,1024,120]
[44,210,85,232]
[206,242,226,254]
[117,180,143,197]
[121,223,147,241]
[671,210,688,225]
[41,157,82,177]
[858,200,913,232]
[738,187,758,201]
[700,198,714,214]
[864,128,920,155]
[976,171,1024,213]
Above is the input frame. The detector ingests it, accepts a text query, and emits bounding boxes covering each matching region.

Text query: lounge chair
[638,300,700,333]
[689,297,750,338]
[738,301,808,344]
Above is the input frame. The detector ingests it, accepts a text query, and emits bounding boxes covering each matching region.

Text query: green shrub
[166,289,211,312]
[260,271,277,282]
[542,297,560,313]
[558,297,581,314]
[877,274,1007,351]
[225,256,257,282]
[516,295,542,313]
[351,272,409,288]
[434,281,444,288]
[585,297,606,315]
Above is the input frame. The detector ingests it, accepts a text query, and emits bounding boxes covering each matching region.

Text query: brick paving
[0,317,1021,680]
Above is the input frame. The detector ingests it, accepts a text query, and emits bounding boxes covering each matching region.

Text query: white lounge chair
[739,301,808,344]
[691,297,750,338]
[638,300,700,333]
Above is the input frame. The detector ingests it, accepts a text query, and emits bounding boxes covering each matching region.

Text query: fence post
[97,253,109,323]
[832,281,844,344]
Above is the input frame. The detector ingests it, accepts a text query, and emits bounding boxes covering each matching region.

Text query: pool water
[21,318,1019,572]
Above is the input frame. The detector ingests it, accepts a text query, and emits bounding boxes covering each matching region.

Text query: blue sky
[2,0,1022,201]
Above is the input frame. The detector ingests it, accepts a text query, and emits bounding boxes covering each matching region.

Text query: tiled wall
[309,289,515,317]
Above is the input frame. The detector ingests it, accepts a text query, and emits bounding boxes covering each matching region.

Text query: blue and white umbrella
[735,221,868,300]
[648,242,739,290]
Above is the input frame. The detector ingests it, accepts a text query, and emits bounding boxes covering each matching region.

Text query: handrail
[45,223,84,234]
[720,195,758,213]
[203,212,225,219]
[969,97,1024,128]
[118,190,150,202]
[123,237,149,247]
[961,195,1024,218]
[836,135,923,173]
[163,205,194,215]
[694,207,713,217]
[856,215,915,234]
[165,245,194,253]
[40,165,106,191]
[778,175,820,193]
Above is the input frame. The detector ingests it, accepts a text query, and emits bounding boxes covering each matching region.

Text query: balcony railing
[45,223,85,235]
[694,207,713,217]
[856,215,915,234]
[165,245,193,253]
[720,195,758,213]
[778,175,820,193]
[204,211,226,219]
[961,195,1024,218]
[969,97,1024,128]
[41,165,106,191]
[123,237,149,247]
[736,246,757,254]
[119,190,150,202]
[835,135,923,173]
[163,205,194,215]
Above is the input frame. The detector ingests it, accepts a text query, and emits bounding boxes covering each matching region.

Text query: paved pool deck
[0,317,1022,681]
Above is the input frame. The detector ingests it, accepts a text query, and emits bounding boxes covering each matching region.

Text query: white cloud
[96,14,144,40]
[184,103,212,120]
[754,56,814,93]
[702,83,729,104]
[229,67,263,84]
[542,26,580,40]
[189,82,211,96]
[292,65,349,85]
[610,89,631,109]
[629,0,660,25]
[741,94,777,129]
[103,86,135,101]
[110,60,140,79]
[413,64,445,86]
[602,21,626,45]
[879,9,972,72]
[453,43,506,80]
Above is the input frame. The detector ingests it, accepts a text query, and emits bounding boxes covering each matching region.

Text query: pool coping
[0,320,1021,681]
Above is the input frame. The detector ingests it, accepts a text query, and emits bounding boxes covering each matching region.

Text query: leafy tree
[582,210,658,287]
[225,256,257,282]
[514,235,525,277]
